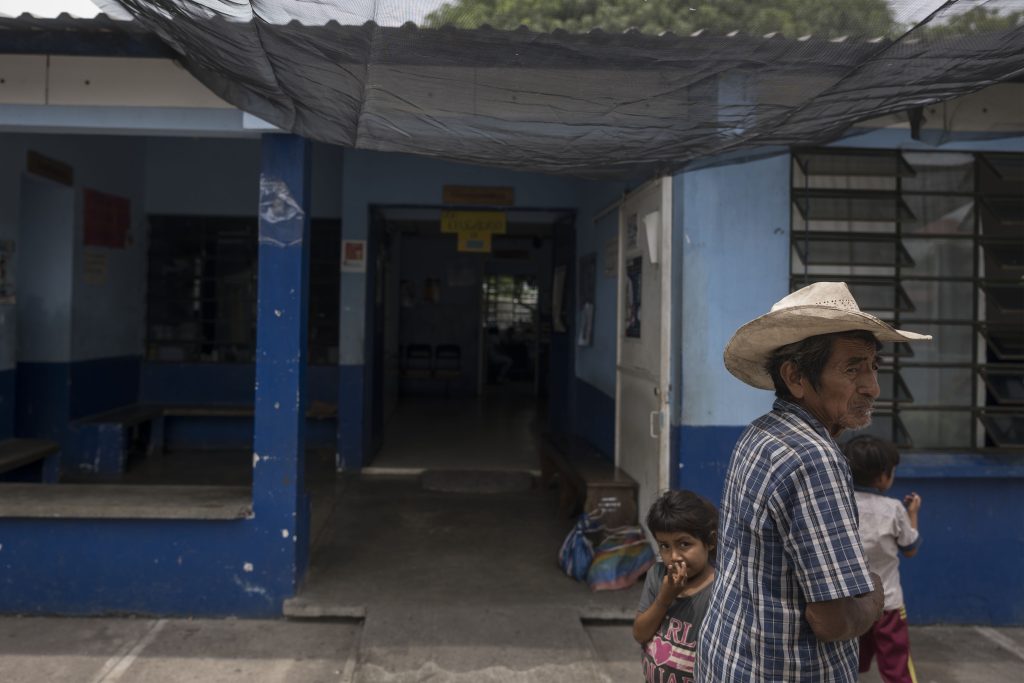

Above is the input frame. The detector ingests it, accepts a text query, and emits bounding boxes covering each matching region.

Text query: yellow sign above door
[440,210,507,235]
[441,210,507,253]
[457,230,493,253]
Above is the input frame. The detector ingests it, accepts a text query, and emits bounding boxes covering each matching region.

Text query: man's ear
[780,360,806,399]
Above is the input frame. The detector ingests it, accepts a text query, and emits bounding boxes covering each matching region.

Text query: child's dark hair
[645,490,719,559]
[842,435,901,487]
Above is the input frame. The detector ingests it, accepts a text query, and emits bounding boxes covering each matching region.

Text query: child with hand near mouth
[633,490,718,683]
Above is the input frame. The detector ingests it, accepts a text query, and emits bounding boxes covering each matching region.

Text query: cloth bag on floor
[557,512,601,581]
[586,526,656,591]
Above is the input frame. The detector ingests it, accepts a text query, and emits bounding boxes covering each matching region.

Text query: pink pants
[859,607,918,683]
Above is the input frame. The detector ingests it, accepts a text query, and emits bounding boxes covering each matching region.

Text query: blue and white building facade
[0,9,1021,623]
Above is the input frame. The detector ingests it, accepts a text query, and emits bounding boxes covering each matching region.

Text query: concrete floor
[1,617,1021,682]
[3,394,1022,681]
[368,386,544,473]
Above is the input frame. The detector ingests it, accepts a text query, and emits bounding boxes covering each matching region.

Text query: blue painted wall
[669,136,1024,624]
[0,180,15,437]
[572,196,624,459]
[140,363,338,450]
[140,363,339,405]
[573,377,615,459]
[672,153,792,497]
[1,134,149,464]
[0,369,12,441]
[891,455,1024,625]
[0,518,303,617]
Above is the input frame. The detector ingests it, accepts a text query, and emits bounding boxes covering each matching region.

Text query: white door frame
[614,176,673,498]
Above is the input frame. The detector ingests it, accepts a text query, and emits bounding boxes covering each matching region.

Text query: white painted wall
[0,133,149,363]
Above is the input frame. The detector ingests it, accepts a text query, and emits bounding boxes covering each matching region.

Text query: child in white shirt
[843,435,922,683]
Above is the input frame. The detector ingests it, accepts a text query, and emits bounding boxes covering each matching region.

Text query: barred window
[482,275,538,331]
[146,216,339,365]
[791,149,1023,450]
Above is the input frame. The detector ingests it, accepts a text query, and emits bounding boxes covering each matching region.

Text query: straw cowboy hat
[724,282,932,390]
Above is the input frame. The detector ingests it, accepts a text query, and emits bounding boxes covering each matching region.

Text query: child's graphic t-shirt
[636,563,713,683]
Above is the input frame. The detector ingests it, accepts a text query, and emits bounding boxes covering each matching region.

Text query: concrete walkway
[1,473,1022,681]
[2,395,1021,681]
[1,616,1021,682]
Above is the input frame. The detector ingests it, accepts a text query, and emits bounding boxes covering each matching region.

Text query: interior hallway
[292,384,641,616]
[368,383,545,473]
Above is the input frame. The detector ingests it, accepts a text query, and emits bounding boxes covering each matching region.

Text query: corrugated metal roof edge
[0,12,893,44]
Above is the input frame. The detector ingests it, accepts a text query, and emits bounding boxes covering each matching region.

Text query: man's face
[792,336,881,437]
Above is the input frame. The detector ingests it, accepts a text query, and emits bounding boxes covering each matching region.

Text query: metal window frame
[790,148,1024,450]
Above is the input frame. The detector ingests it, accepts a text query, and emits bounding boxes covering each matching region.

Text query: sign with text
[27,150,73,186]
[442,185,514,206]
[440,210,507,235]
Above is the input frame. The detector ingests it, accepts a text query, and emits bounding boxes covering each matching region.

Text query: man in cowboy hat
[697,282,931,682]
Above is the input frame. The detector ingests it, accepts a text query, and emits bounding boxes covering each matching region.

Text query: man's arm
[804,572,885,642]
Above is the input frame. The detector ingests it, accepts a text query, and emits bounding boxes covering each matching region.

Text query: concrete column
[337,150,367,471]
[252,134,311,585]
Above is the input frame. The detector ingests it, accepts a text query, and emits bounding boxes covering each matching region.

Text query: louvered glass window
[791,149,1024,450]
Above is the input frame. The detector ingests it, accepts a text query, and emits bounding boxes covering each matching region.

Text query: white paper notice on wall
[642,210,660,265]
[83,251,108,285]
[603,237,617,278]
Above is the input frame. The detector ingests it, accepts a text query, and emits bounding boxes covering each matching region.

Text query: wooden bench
[72,402,339,477]
[73,405,165,477]
[0,438,60,482]
[539,433,638,528]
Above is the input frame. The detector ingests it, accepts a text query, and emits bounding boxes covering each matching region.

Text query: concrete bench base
[0,438,60,483]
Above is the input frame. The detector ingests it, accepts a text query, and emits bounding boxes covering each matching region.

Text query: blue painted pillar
[252,134,312,592]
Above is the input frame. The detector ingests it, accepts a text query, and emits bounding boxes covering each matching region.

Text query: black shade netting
[102,1,1024,178]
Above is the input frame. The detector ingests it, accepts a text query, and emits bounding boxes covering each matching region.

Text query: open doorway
[481,273,540,394]
[365,206,574,474]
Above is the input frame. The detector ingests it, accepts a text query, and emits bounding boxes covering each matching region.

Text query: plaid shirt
[697,399,873,682]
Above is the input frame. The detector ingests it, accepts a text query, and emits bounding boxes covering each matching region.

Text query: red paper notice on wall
[83,188,131,248]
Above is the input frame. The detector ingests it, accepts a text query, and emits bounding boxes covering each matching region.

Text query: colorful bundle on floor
[586,526,656,592]
[557,512,601,581]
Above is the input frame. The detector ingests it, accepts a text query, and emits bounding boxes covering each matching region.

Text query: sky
[0,0,105,17]
[2,1,1020,25]
[0,0,450,22]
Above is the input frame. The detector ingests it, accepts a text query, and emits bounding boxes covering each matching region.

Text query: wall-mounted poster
[577,303,594,347]
[552,265,567,333]
[603,237,618,278]
[400,279,416,308]
[625,213,639,250]
[624,256,642,338]
[423,277,441,303]
[0,240,14,304]
[341,239,367,272]
[83,251,108,285]
[83,188,130,248]
[577,253,596,346]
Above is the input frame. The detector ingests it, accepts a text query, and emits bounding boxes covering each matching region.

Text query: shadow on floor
[292,473,642,619]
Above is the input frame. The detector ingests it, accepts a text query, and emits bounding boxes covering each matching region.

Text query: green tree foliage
[423,0,896,38]
[920,6,1024,40]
